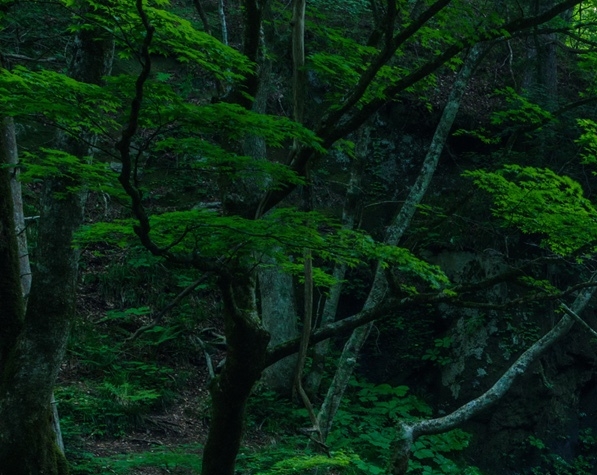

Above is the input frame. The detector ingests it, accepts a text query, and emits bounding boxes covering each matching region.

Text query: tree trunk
[4,117,31,300]
[388,280,597,474]
[201,271,270,475]
[259,257,298,394]
[0,10,113,472]
[317,42,486,441]
[0,175,80,475]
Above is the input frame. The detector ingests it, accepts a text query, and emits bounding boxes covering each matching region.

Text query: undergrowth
[239,377,483,475]
[69,444,203,474]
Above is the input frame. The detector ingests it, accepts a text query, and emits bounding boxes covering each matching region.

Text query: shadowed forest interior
[3,1,597,474]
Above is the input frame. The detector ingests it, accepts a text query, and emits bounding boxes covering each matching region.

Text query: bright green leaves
[0,67,120,133]
[180,102,324,151]
[144,6,251,81]
[65,0,251,82]
[577,118,597,164]
[465,165,597,256]
[19,148,123,197]
[0,66,322,194]
[307,30,378,104]
[491,87,554,128]
[77,208,448,290]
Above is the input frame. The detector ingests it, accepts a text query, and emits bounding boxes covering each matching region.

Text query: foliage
[242,381,481,475]
[68,444,202,475]
[327,379,480,474]
[77,209,450,291]
[3,0,597,473]
[490,88,554,128]
[422,336,453,367]
[57,305,185,440]
[57,380,161,438]
[65,0,251,82]
[527,431,597,475]
[464,165,597,256]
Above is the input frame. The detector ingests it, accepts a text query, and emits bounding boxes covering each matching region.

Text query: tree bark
[0,121,25,373]
[201,271,270,475]
[388,280,597,474]
[192,0,212,35]
[0,175,81,475]
[4,117,31,300]
[0,7,113,472]
[218,0,228,45]
[317,43,486,441]
[259,256,298,394]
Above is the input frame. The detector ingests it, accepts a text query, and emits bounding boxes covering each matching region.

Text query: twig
[3,53,58,63]
[561,303,597,339]
[127,273,211,340]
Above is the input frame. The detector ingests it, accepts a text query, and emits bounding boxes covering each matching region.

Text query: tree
[0,2,113,473]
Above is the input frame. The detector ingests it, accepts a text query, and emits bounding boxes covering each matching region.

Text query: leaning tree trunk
[388,281,597,474]
[317,42,487,441]
[305,126,367,397]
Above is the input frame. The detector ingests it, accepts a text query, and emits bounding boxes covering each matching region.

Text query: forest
[2,0,597,474]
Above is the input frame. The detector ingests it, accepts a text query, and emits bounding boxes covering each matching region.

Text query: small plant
[56,379,162,438]
[68,444,203,474]
[326,378,481,474]
[422,337,453,366]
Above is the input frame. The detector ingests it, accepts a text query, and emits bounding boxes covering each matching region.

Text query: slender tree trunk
[192,0,212,34]
[291,0,306,127]
[537,0,558,102]
[5,117,31,300]
[0,120,25,375]
[317,43,486,441]
[218,0,228,45]
[388,281,597,474]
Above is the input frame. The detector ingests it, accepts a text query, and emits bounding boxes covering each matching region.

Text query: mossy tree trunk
[0,7,113,473]
[0,176,78,475]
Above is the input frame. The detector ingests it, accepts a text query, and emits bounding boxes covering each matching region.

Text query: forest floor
[58,356,212,473]
[56,260,228,474]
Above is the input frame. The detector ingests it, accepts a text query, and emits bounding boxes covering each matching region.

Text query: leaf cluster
[465,165,597,256]
[77,208,448,290]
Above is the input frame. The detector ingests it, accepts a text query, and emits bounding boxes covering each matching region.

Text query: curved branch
[116,1,163,257]
[266,276,597,367]
[388,278,597,474]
